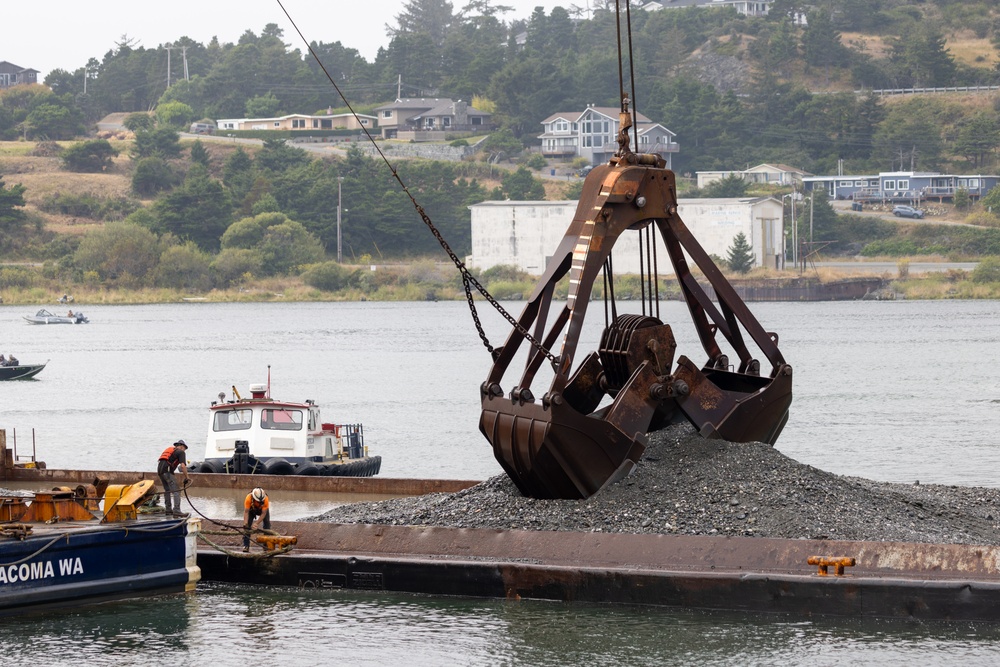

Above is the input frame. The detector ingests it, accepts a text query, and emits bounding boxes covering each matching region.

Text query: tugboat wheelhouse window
[261,408,303,431]
[213,409,253,431]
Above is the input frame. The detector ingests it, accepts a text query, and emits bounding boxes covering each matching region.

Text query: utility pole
[165,45,175,87]
[397,74,402,101]
[791,192,797,268]
[810,193,814,244]
[181,45,189,81]
[337,177,344,263]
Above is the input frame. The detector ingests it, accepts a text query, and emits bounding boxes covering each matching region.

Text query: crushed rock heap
[306,424,1000,545]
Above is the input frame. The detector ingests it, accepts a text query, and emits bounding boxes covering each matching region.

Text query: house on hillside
[0,61,38,88]
[469,196,784,274]
[373,98,492,140]
[803,171,1000,204]
[538,105,678,168]
[216,112,376,132]
[642,0,772,17]
[697,164,811,188]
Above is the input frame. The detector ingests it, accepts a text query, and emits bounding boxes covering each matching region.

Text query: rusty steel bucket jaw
[480,161,792,500]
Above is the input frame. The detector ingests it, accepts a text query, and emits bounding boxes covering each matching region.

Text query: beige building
[216,112,376,132]
[469,197,785,275]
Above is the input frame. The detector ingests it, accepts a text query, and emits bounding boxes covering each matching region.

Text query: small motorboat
[189,382,381,477]
[23,309,89,325]
[0,361,47,381]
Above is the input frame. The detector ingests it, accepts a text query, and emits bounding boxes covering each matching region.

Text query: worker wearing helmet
[157,440,190,517]
[242,487,270,552]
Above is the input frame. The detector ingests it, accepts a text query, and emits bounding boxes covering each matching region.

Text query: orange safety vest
[159,446,176,461]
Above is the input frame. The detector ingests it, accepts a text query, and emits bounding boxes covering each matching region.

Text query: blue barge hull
[0,517,200,614]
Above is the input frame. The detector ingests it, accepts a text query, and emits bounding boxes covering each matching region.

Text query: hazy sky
[7,0,572,81]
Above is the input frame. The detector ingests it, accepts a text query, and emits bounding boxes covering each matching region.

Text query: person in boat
[0,355,5,366]
[67,310,74,318]
[157,440,190,517]
[242,487,270,553]
[4,354,17,367]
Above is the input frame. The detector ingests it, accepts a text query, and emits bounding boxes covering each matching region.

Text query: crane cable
[275,0,556,366]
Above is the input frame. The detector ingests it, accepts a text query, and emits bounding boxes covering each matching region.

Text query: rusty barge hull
[2,468,478,495]
[199,522,1000,621]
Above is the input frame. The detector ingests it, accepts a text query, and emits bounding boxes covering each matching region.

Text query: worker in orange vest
[242,487,270,552]
[157,440,190,517]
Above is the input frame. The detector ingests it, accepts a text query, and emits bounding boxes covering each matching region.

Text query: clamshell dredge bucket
[480,157,793,500]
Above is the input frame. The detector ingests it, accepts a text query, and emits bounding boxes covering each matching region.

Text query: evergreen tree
[153,166,233,251]
[189,140,211,168]
[0,177,27,240]
[726,232,755,274]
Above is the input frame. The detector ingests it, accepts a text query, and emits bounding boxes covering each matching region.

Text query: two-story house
[0,61,39,89]
[373,98,492,140]
[538,106,679,168]
[216,112,376,133]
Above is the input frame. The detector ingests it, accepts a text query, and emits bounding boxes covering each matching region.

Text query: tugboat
[0,480,200,614]
[189,383,380,477]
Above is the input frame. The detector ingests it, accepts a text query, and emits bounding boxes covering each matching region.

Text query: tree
[211,248,264,287]
[123,112,155,132]
[245,92,283,118]
[132,156,179,196]
[221,212,324,274]
[702,174,748,198]
[726,232,755,274]
[0,177,28,240]
[154,243,213,290]
[24,101,85,140]
[254,138,310,173]
[501,167,545,200]
[389,0,455,42]
[153,166,232,251]
[154,101,195,129]
[130,127,182,159]
[954,112,1000,169]
[482,128,523,156]
[61,139,119,173]
[189,140,211,168]
[73,222,162,284]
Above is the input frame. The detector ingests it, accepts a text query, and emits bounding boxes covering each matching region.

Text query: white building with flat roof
[469,197,784,275]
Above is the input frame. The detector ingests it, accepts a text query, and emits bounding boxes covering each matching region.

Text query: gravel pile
[306,423,1000,545]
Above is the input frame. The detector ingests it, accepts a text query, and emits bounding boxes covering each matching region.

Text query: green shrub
[972,257,1000,283]
[155,243,213,291]
[132,156,178,197]
[480,264,533,284]
[449,139,469,147]
[302,261,350,292]
[525,153,547,170]
[61,139,119,173]
[211,248,264,287]
[0,266,37,288]
[38,193,140,221]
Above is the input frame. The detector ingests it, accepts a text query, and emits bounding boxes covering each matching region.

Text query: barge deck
[198,521,1000,622]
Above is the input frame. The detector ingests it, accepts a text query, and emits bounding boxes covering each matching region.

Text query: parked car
[577,164,595,177]
[892,205,924,219]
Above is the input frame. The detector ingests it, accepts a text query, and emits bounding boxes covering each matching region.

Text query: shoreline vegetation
[3,258,1000,305]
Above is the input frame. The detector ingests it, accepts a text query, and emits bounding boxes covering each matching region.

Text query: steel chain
[414,204,557,365]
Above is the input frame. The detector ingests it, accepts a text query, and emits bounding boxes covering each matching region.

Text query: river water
[2,299,1000,663]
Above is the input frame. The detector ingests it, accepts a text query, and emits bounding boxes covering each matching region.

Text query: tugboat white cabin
[194,383,380,477]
